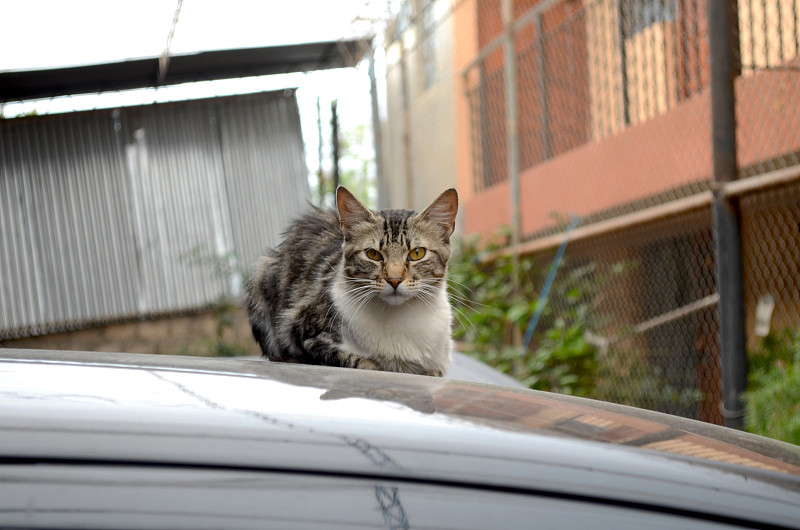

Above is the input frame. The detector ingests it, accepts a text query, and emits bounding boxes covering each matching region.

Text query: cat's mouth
[380,286,413,306]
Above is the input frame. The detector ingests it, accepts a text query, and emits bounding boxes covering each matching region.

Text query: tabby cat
[245,186,458,376]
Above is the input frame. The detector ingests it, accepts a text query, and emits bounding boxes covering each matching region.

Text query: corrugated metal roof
[0,39,371,101]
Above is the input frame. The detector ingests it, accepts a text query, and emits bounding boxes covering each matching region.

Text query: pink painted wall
[463,71,800,239]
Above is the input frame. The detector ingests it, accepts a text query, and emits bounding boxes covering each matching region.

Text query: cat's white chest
[333,286,452,372]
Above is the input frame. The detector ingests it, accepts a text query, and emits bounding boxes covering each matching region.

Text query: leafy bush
[449,232,603,396]
[179,244,251,357]
[449,232,708,416]
[594,348,705,413]
[448,231,541,353]
[745,328,800,444]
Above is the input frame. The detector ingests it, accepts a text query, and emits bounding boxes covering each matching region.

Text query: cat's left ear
[337,186,375,238]
[418,188,459,242]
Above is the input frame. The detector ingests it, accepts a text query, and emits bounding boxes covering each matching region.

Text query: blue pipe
[522,214,581,350]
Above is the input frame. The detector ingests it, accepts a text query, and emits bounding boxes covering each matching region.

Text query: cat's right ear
[337,186,375,238]
[418,188,459,242]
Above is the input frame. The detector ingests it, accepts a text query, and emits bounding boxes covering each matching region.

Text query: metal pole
[502,0,521,251]
[618,1,630,125]
[331,100,340,192]
[368,47,387,209]
[708,1,746,429]
[502,0,523,355]
[534,14,550,161]
[316,97,325,204]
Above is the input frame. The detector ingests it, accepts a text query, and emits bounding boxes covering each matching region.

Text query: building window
[621,0,676,37]
[619,0,679,125]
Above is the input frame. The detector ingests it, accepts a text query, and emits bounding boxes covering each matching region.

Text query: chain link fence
[383,0,800,425]
[737,1,800,178]
[545,208,722,423]
[472,0,799,424]
[741,181,800,335]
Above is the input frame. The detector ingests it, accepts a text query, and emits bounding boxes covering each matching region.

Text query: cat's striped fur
[245,186,458,376]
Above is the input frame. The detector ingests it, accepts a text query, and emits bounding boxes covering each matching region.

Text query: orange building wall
[471,1,590,185]
[454,0,480,203]
[463,88,712,238]
[677,0,710,97]
[462,69,800,239]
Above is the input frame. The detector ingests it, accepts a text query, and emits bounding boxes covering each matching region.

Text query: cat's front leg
[354,358,380,370]
[301,333,381,371]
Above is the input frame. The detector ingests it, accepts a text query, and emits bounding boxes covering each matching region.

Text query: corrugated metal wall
[0,90,309,339]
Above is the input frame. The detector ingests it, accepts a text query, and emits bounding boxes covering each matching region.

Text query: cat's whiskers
[325,281,374,325]
[444,276,478,294]
[445,278,491,308]
[341,273,374,283]
[415,281,477,336]
[451,307,478,337]
[339,289,376,315]
[414,283,443,306]
[446,289,480,309]
[419,286,474,338]
[340,288,380,337]
[329,297,357,337]
[336,284,377,317]
[445,292,484,335]
[344,280,377,290]
[413,285,439,309]
[322,299,338,325]
[321,257,339,274]
[415,278,454,301]
[353,290,377,315]
[450,303,477,337]
[417,276,490,310]
[419,287,473,336]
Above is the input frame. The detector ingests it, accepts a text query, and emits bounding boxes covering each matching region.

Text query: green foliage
[179,244,251,357]
[209,297,250,357]
[595,349,705,412]
[450,231,706,415]
[449,232,607,396]
[338,124,376,207]
[181,245,249,285]
[1,109,38,119]
[449,230,539,349]
[520,264,599,396]
[313,123,376,208]
[745,328,800,445]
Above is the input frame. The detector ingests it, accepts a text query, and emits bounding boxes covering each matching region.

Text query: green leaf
[506,303,529,325]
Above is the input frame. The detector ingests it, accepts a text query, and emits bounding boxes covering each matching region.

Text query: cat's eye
[365,248,383,261]
[408,247,426,261]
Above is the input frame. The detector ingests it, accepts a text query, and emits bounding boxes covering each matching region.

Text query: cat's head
[336,186,458,306]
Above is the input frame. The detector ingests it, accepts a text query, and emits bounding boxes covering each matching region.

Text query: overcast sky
[0,0,382,71]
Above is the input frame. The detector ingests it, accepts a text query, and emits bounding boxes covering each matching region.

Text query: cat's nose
[386,277,403,290]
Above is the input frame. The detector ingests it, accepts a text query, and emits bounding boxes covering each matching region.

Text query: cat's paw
[356,358,381,370]
[423,369,444,377]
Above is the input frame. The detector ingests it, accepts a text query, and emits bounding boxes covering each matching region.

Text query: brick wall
[0,307,261,357]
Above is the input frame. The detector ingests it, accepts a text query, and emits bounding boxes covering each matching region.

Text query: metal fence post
[368,46,386,209]
[502,0,521,251]
[331,100,340,192]
[708,1,747,429]
[534,14,550,160]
